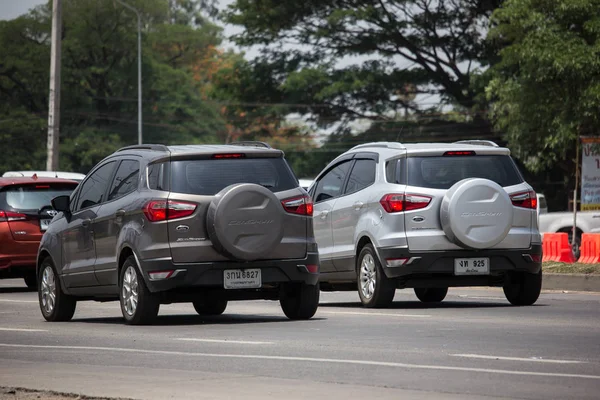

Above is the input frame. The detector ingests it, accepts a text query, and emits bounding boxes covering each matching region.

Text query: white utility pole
[46,0,62,171]
[116,0,143,145]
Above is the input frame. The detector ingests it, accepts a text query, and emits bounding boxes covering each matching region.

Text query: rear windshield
[407,155,523,189]
[0,183,78,211]
[169,158,298,195]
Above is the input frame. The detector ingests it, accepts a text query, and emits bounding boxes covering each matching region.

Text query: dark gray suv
[37,143,319,324]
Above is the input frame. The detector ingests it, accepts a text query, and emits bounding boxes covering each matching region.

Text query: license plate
[223,269,261,289]
[454,258,490,275]
[40,219,51,232]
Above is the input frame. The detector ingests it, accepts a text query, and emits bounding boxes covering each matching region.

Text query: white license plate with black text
[224,269,261,289]
[454,258,490,275]
[40,219,51,232]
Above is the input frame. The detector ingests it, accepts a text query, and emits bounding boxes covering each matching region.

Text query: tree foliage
[224,0,502,130]
[486,0,600,174]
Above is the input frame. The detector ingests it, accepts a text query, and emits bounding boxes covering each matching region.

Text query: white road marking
[0,328,47,332]
[320,310,430,318]
[450,354,585,364]
[0,343,597,380]
[0,299,37,303]
[176,338,273,345]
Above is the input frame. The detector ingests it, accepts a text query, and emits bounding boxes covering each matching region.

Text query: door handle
[81,218,91,228]
[319,210,329,219]
[115,210,125,218]
[354,201,364,211]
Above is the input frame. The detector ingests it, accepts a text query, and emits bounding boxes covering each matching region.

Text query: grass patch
[543,262,600,274]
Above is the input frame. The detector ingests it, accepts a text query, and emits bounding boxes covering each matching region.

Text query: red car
[0,176,79,288]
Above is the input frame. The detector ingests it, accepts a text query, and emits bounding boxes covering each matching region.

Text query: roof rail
[350,142,405,151]
[117,144,169,152]
[454,140,499,147]
[227,141,272,149]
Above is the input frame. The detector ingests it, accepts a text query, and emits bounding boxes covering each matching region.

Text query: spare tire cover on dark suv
[207,183,285,261]
[440,178,513,249]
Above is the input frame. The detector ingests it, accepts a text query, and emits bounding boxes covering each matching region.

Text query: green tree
[486,0,600,175]
[224,0,503,130]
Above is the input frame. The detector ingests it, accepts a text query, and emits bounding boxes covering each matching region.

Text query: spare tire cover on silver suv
[440,178,513,249]
[207,183,285,261]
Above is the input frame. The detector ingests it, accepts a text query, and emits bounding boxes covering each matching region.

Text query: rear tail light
[444,151,476,156]
[0,210,27,222]
[511,191,537,209]
[212,153,245,159]
[379,194,432,213]
[143,200,197,222]
[281,195,313,216]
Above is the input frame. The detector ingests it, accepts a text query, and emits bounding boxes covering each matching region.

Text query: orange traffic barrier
[578,233,600,264]
[542,232,576,263]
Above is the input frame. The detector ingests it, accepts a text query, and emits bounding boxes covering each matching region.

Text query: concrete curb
[543,273,600,292]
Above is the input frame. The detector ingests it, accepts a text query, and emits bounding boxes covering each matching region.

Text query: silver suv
[37,142,319,324]
[309,140,542,308]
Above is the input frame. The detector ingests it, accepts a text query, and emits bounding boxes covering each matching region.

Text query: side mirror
[316,193,333,203]
[51,195,71,214]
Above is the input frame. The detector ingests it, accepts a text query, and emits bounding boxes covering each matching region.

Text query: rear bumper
[376,244,542,288]
[138,252,320,294]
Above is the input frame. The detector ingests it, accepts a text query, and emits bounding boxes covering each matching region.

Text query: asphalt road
[0,279,599,400]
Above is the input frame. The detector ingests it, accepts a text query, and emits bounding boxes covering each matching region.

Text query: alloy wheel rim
[41,266,56,314]
[122,266,139,316]
[360,253,376,299]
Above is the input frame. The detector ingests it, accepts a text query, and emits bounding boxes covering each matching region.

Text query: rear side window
[407,155,523,189]
[0,183,78,211]
[108,160,140,201]
[345,159,376,194]
[169,158,297,195]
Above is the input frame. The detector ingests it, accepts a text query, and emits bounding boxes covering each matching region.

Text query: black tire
[24,274,37,290]
[357,244,395,308]
[280,282,320,320]
[193,298,228,316]
[38,258,76,322]
[119,256,160,325]
[414,287,448,303]
[503,271,542,306]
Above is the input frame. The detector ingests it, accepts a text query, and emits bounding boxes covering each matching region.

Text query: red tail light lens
[379,194,432,213]
[511,191,537,209]
[212,153,245,159]
[0,210,27,222]
[444,151,476,156]
[143,200,197,222]
[281,195,313,216]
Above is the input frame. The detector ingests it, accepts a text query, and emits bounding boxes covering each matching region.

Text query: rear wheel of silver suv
[503,271,542,306]
[414,287,448,303]
[119,257,160,325]
[357,244,395,308]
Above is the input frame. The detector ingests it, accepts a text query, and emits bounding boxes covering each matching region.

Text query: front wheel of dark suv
[280,282,320,320]
[357,244,396,308]
[38,258,77,322]
[503,271,542,306]
[119,256,160,325]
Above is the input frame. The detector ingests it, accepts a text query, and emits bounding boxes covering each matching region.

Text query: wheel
[193,298,228,316]
[119,256,160,325]
[414,287,448,303]
[280,282,320,320]
[24,273,37,290]
[357,244,395,308]
[503,271,542,306]
[38,258,76,322]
